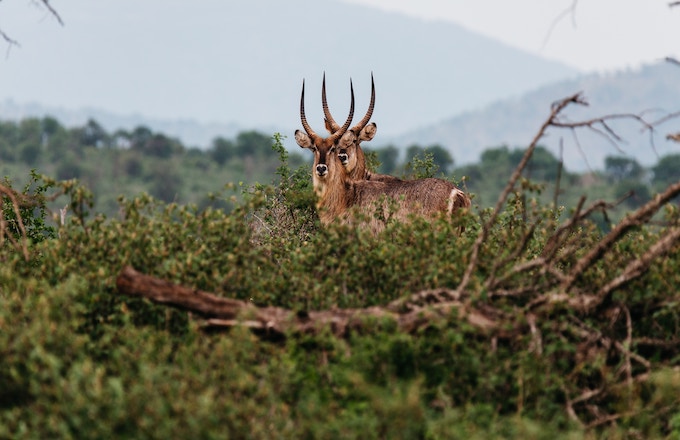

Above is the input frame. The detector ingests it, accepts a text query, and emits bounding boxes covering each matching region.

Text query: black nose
[338,153,349,164]
[316,164,328,176]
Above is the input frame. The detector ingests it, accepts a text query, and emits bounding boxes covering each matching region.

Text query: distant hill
[2,0,577,144]
[390,62,680,171]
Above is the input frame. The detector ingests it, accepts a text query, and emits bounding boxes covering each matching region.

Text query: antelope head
[322,73,377,179]
[295,79,355,198]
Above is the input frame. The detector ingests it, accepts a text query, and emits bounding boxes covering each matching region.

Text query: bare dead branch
[592,226,680,310]
[619,304,634,390]
[650,110,680,127]
[562,180,680,293]
[562,385,586,428]
[0,27,19,47]
[115,267,499,337]
[458,93,585,294]
[632,337,680,348]
[541,196,588,260]
[542,0,579,49]
[0,183,30,261]
[553,141,564,208]
[568,129,595,172]
[38,0,64,26]
[485,222,538,291]
[0,0,63,51]
[527,313,543,355]
[552,112,656,153]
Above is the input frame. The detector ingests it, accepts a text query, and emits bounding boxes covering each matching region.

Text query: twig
[562,180,680,293]
[0,27,19,46]
[1,0,63,53]
[38,0,64,26]
[553,140,564,209]
[485,222,538,291]
[632,337,680,348]
[552,112,656,154]
[593,226,680,310]
[526,313,543,355]
[650,110,680,127]
[0,183,30,261]
[620,304,634,391]
[562,385,585,428]
[541,196,588,261]
[458,93,585,294]
[0,27,19,58]
[542,0,579,50]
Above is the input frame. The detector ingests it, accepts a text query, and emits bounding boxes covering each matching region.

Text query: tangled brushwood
[113,94,680,430]
[2,93,680,437]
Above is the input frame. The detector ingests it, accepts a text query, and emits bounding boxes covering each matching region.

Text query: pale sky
[1,0,678,147]
[345,0,680,72]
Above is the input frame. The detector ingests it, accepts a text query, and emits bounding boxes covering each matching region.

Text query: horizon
[0,1,678,172]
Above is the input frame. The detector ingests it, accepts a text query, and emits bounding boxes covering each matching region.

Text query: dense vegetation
[1,115,678,221]
[1,109,680,438]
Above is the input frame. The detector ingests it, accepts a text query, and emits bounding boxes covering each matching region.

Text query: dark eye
[329,146,336,153]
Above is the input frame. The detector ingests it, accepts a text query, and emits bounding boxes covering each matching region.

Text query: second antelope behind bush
[295,77,470,234]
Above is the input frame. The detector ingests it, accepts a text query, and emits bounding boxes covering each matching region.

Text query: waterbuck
[321,73,399,183]
[295,79,470,234]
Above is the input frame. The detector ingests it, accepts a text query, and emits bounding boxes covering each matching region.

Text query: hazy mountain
[391,62,680,171]
[1,0,577,147]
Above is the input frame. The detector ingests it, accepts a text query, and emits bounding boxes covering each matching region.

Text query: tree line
[1,115,677,220]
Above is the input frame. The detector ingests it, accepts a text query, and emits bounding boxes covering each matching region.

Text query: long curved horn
[328,80,355,144]
[322,72,340,132]
[350,73,375,133]
[299,79,319,140]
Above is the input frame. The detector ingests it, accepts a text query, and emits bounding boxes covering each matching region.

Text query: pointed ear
[359,122,377,142]
[339,130,357,148]
[295,129,313,149]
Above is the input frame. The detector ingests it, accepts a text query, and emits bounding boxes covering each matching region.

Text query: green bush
[0,139,679,438]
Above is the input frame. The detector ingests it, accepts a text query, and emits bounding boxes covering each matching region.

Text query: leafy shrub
[0,133,679,438]
[1,171,57,262]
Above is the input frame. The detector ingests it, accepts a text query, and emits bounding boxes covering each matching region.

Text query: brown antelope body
[295,79,470,234]
[322,74,399,183]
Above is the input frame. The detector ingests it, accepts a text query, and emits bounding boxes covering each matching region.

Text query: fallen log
[115,266,498,337]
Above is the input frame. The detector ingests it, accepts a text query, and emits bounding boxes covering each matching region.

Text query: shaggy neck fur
[312,156,352,226]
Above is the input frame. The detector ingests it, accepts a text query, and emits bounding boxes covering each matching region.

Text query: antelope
[321,73,399,183]
[295,79,470,234]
